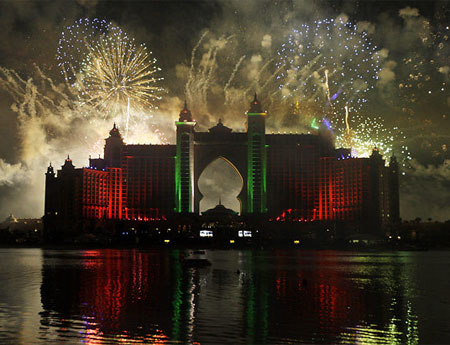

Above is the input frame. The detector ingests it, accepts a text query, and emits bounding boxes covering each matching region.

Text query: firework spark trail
[186,30,208,96]
[0,65,68,121]
[185,34,234,116]
[250,58,274,92]
[344,105,352,147]
[259,60,285,95]
[126,97,131,137]
[186,32,215,112]
[193,37,217,106]
[324,69,331,103]
[344,105,350,135]
[203,35,234,101]
[0,65,95,166]
[0,68,26,102]
[280,54,324,103]
[258,67,284,107]
[224,55,246,103]
[323,69,337,119]
[202,44,219,103]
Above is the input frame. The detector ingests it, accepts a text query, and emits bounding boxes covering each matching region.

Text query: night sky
[0,0,449,221]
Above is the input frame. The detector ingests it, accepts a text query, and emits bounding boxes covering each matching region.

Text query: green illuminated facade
[175,102,195,213]
[246,94,267,214]
[174,97,269,215]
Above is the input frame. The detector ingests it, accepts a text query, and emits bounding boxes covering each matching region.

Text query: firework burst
[57,18,163,137]
[334,113,411,168]
[277,18,382,121]
[80,28,163,113]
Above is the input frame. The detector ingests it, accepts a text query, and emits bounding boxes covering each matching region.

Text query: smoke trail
[185,33,236,121]
[224,55,246,104]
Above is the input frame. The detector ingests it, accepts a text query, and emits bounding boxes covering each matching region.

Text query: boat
[182,257,212,267]
[181,250,211,267]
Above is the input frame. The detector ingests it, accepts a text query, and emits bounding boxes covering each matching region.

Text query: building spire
[179,100,193,122]
[62,154,74,169]
[219,196,222,205]
[47,162,54,175]
[109,122,122,139]
[248,92,263,114]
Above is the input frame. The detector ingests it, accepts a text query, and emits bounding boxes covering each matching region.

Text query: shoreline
[0,242,447,251]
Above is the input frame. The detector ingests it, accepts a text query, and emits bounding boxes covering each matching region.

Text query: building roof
[202,201,238,217]
[208,119,232,134]
[1,214,18,226]
[109,123,122,138]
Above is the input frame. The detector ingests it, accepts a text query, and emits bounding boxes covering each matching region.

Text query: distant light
[294,240,300,244]
[230,240,235,244]
[200,230,213,237]
[238,230,252,237]
[164,239,170,243]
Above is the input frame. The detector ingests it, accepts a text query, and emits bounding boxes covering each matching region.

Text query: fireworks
[80,28,163,113]
[57,18,163,137]
[183,31,288,126]
[57,18,113,85]
[334,114,412,167]
[277,18,382,121]
[275,18,417,166]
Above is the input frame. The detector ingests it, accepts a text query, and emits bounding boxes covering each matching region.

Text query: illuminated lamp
[294,240,300,244]
[230,240,235,244]
[164,239,170,243]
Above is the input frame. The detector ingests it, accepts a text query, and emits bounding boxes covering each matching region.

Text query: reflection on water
[0,249,449,344]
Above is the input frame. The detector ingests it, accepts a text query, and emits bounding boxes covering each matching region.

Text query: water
[0,248,449,344]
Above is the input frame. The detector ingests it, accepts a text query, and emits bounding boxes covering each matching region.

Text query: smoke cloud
[399,6,420,18]
[401,160,450,221]
[261,34,272,49]
[377,60,397,86]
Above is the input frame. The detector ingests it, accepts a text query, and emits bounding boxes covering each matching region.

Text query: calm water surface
[0,248,449,344]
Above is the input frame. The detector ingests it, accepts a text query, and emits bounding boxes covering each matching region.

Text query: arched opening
[198,157,243,214]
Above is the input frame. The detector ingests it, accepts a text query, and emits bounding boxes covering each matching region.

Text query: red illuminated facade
[44,124,175,238]
[44,99,399,239]
[267,142,400,231]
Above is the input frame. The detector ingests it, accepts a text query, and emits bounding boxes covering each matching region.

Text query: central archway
[197,157,244,214]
